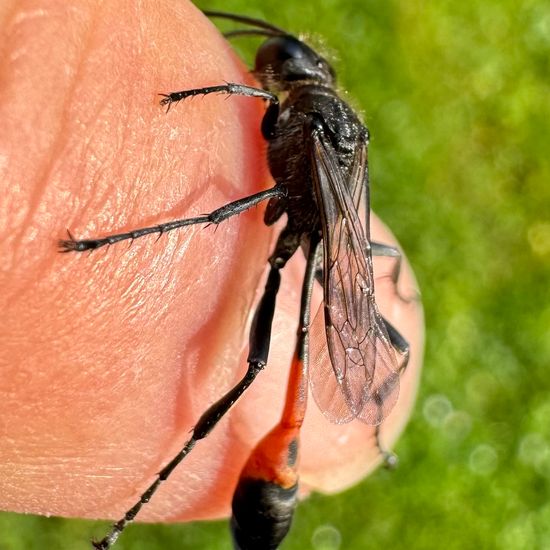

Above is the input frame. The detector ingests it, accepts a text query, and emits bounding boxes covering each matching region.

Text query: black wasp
[60,10,412,550]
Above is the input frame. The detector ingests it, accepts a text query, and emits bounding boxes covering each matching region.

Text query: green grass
[3,0,549,548]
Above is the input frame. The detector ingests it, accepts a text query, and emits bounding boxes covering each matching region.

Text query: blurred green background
[2,0,549,548]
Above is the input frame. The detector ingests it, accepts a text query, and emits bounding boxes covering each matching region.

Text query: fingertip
[1,0,272,521]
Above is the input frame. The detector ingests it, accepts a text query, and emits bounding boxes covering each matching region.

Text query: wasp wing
[349,133,369,214]
[308,127,399,425]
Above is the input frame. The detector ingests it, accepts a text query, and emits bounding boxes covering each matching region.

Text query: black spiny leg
[159,82,280,139]
[159,83,277,112]
[92,263,283,549]
[59,186,284,252]
[61,81,281,254]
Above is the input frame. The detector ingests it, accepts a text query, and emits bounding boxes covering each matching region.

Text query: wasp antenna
[203,10,286,35]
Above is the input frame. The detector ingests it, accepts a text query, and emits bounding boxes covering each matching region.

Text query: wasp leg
[374,315,410,470]
[160,83,280,140]
[383,317,410,375]
[313,242,400,286]
[231,235,321,550]
[372,240,422,305]
[92,262,283,550]
[372,241,402,284]
[159,82,277,111]
[374,424,399,470]
[372,241,399,257]
[59,186,284,252]
[314,242,401,289]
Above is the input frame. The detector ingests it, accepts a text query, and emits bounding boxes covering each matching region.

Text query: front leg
[159,82,280,139]
[159,82,277,109]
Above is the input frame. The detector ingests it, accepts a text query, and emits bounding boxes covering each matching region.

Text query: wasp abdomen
[231,477,298,550]
[230,424,301,550]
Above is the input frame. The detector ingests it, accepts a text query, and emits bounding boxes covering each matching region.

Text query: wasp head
[254,35,336,90]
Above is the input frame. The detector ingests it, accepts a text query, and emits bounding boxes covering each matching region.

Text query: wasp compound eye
[255,36,309,69]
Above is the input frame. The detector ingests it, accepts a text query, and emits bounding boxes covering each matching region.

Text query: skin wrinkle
[5,5,97,270]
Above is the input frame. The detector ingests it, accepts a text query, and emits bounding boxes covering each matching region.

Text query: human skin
[0,0,423,528]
